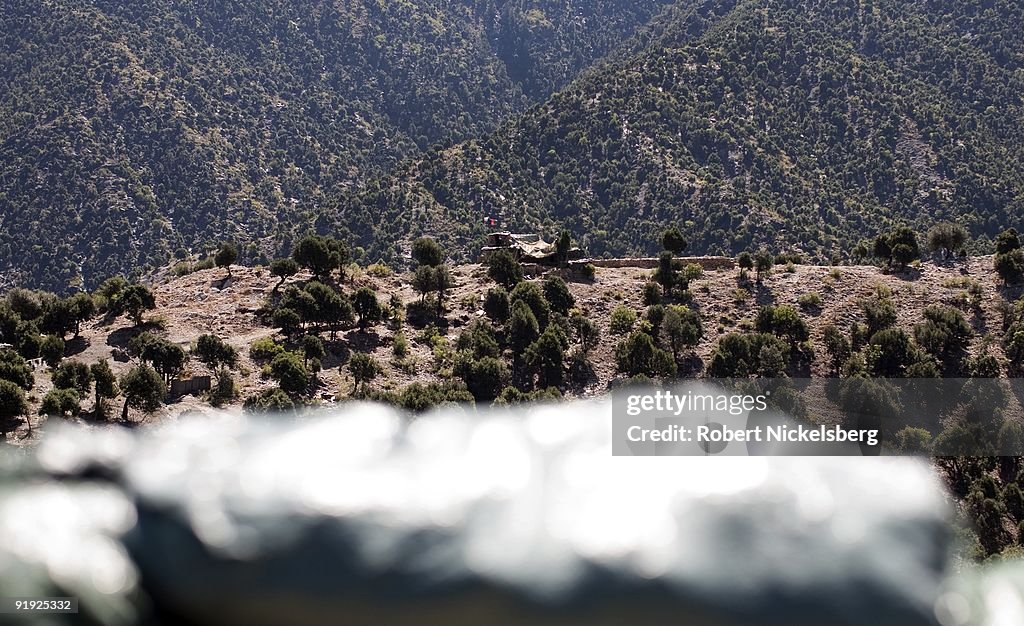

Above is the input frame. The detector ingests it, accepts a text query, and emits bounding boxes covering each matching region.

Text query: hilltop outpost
[480,231,735,271]
[479,232,584,264]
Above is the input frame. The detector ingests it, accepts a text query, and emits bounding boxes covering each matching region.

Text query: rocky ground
[5,254,1016,444]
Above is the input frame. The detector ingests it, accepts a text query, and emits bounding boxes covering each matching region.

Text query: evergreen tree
[40,334,65,368]
[487,250,523,288]
[484,287,511,322]
[91,359,118,417]
[526,327,568,389]
[411,237,445,267]
[349,353,380,395]
[0,379,29,420]
[661,226,687,255]
[661,305,702,360]
[508,300,540,359]
[927,222,967,258]
[112,284,156,326]
[194,335,238,369]
[353,287,385,330]
[270,258,300,292]
[510,281,551,329]
[120,365,165,420]
[542,275,575,315]
[615,331,676,378]
[52,360,93,396]
[270,351,310,395]
[293,235,347,281]
[39,388,80,417]
[215,242,238,277]
[302,335,326,368]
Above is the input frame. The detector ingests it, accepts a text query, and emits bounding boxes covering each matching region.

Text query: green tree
[454,354,509,402]
[352,287,384,330]
[41,296,74,338]
[39,388,80,417]
[487,250,522,288]
[412,237,445,267]
[996,228,1021,255]
[861,293,897,336]
[822,324,851,373]
[569,313,600,353]
[433,264,454,316]
[293,235,348,281]
[892,427,933,455]
[914,305,972,368]
[643,281,662,305]
[555,230,573,267]
[40,334,65,368]
[194,334,238,369]
[456,319,500,359]
[270,257,300,291]
[273,307,302,337]
[756,305,809,345]
[661,305,702,360]
[510,281,551,329]
[661,226,687,254]
[508,300,540,358]
[995,249,1024,285]
[91,359,118,417]
[302,334,326,367]
[868,328,916,377]
[412,265,437,301]
[0,348,34,389]
[52,360,92,396]
[270,351,310,395]
[655,251,677,295]
[615,331,676,378]
[112,284,156,326]
[0,379,29,420]
[244,388,295,413]
[874,227,920,269]
[927,222,967,258]
[66,292,96,337]
[542,275,575,315]
[754,251,773,282]
[348,353,380,395]
[132,334,188,383]
[120,365,165,420]
[707,333,790,378]
[737,252,753,277]
[526,326,568,389]
[215,242,238,277]
[484,287,511,322]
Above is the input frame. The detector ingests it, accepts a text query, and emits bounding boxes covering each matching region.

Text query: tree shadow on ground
[65,336,89,358]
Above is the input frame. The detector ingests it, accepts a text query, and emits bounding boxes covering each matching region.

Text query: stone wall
[577,256,736,271]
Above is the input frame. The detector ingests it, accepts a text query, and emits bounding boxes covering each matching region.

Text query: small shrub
[365,262,392,278]
[798,292,822,311]
[609,306,637,335]
[393,332,410,358]
[642,282,662,305]
[250,337,284,361]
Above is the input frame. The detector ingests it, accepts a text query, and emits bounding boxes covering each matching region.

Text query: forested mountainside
[332,0,1024,264]
[0,0,669,292]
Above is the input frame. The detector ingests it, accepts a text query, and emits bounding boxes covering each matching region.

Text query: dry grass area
[5,255,1016,443]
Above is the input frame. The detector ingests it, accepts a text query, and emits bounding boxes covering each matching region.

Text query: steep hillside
[0,0,670,292]
[332,0,1024,263]
[3,254,1014,438]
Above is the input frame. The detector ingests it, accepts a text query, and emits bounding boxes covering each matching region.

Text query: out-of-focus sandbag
[0,399,954,625]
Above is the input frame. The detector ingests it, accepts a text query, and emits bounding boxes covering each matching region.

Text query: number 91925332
[2,598,78,613]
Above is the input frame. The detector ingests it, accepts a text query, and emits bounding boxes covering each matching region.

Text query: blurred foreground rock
[0,399,974,625]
